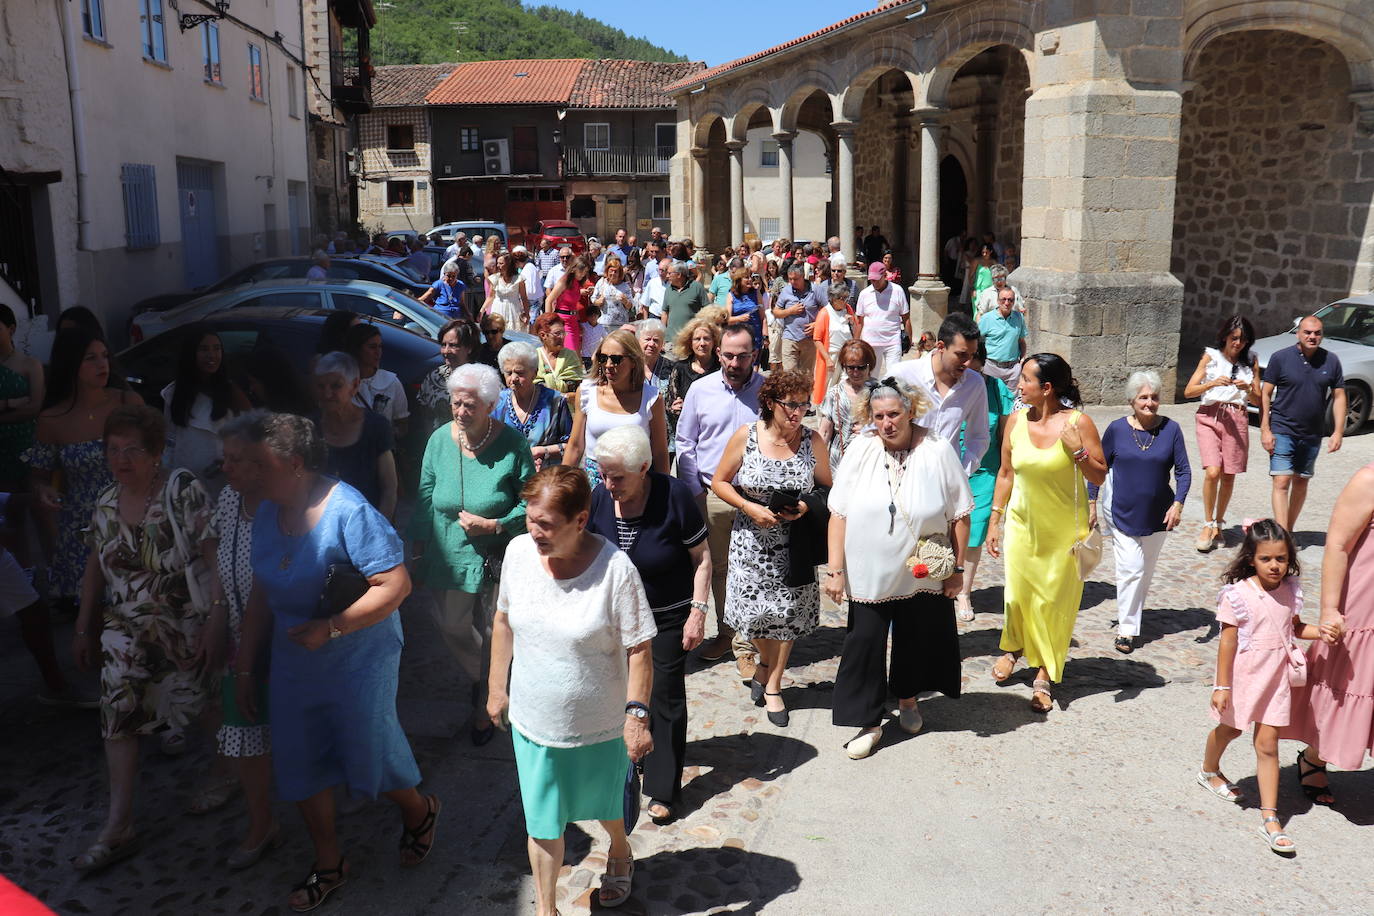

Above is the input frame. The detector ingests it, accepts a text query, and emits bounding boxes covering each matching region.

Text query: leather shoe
[764,692,788,727]
[697,634,732,660]
[749,678,766,706]
[736,655,758,684]
[227,823,282,871]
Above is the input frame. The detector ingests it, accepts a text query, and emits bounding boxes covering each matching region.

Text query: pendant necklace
[1129,418,1157,452]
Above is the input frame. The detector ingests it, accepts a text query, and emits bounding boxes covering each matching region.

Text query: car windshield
[1313,303,1374,345]
[546,227,577,237]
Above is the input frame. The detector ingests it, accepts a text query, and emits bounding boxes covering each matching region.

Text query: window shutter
[121,163,161,249]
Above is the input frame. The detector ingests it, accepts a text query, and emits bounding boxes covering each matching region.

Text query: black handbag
[318,563,370,619]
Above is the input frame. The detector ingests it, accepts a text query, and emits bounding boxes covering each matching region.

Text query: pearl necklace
[459,418,497,454]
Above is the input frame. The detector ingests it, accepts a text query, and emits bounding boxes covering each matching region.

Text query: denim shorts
[1269,433,1320,478]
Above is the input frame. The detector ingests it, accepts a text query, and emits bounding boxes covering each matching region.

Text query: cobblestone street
[3,404,1372,915]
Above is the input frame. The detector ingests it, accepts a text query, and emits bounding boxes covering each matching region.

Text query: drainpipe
[56,0,91,252]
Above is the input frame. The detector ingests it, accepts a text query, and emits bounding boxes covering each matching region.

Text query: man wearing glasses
[976,287,1027,384]
[542,246,575,297]
[639,257,672,320]
[676,325,765,676]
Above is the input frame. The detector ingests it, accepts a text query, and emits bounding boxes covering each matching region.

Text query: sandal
[1195,769,1242,803]
[991,652,1018,682]
[1114,636,1135,654]
[289,858,348,912]
[71,827,141,872]
[160,729,188,757]
[188,777,240,815]
[1195,520,1218,553]
[399,794,441,867]
[1296,750,1336,806]
[1257,808,1295,853]
[1030,679,1053,713]
[598,854,635,908]
[647,799,674,825]
[954,593,974,622]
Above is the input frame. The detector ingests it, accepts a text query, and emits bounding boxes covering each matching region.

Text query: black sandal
[647,799,675,825]
[1296,750,1335,806]
[289,858,348,912]
[1114,636,1134,654]
[399,794,441,866]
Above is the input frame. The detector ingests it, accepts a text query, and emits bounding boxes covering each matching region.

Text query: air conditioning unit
[483,139,510,175]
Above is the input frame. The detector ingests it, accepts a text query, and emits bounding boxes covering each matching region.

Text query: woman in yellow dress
[985,354,1106,712]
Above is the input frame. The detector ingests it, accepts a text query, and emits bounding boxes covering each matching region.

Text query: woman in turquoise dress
[955,347,1016,621]
[232,413,438,912]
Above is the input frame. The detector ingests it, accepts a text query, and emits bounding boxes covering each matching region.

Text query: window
[760,140,779,168]
[459,127,479,153]
[238,291,325,311]
[584,123,610,151]
[386,181,415,207]
[139,0,166,62]
[120,163,160,249]
[201,22,221,83]
[248,43,264,100]
[82,0,105,40]
[387,125,415,150]
[759,218,780,241]
[287,66,299,117]
[570,196,596,219]
[652,196,671,220]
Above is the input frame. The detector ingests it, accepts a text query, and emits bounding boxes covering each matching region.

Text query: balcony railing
[561,146,672,177]
[330,48,372,114]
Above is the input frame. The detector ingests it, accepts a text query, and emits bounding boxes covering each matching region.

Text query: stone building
[666,0,1374,400]
[357,65,453,235]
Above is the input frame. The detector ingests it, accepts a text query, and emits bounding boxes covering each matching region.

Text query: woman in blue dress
[232,413,438,912]
[493,340,573,471]
[725,270,766,353]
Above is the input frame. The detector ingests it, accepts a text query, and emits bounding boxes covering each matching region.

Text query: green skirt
[512,728,627,840]
[968,468,997,549]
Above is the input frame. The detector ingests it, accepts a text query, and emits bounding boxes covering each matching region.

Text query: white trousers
[1111,529,1168,637]
[871,342,904,378]
[981,359,1021,384]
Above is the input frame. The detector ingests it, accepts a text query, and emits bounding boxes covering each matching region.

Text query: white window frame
[82,0,106,40]
[758,217,780,240]
[248,43,265,100]
[651,195,671,220]
[760,140,779,168]
[139,0,167,62]
[584,123,610,151]
[287,66,299,117]
[201,22,221,83]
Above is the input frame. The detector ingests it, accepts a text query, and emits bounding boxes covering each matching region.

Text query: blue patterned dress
[23,438,112,598]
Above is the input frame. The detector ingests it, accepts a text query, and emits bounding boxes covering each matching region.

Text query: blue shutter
[121,163,160,249]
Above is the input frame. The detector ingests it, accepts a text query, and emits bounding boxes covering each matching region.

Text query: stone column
[690,147,708,246]
[725,140,746,244]
[832,121,856,260]
[910,109,950,330]
[773,131,796,241]
[971,111,996,236]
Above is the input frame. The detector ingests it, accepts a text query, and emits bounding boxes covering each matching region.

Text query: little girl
[579,304,607,369]
[1197,519,1319,853]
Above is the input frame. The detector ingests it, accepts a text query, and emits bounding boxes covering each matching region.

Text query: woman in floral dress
[26,328,142,611]
[712,369,831,727]
[70,406,218,872]
[417,319,479,432]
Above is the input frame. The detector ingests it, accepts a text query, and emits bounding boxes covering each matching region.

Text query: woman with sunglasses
[711,369,831,727]
[818,339,877,472]
[562,329,668,488]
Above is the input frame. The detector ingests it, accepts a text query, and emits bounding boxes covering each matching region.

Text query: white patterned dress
[724,424,819,641]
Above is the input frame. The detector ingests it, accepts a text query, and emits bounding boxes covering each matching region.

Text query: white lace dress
[489,276,527,331]
[724,424,819,641]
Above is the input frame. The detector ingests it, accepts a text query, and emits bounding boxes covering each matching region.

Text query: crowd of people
[2,223,1370,913]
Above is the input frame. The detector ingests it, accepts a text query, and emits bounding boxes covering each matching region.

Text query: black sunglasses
[595,352,627,366]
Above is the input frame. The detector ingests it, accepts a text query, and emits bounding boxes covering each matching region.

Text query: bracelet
[824,569,845,577]
[76,629,87,636]
[235,671,253,679]
[1211,685,1231,691]
[990,506,1005,515]
[689,600,709,613]
[1071,448,1088,462]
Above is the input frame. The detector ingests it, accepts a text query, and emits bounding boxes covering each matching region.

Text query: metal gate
[177,160,219,289]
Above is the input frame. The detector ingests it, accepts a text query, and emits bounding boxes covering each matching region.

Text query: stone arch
[777,71,841,131]
[1184,1,1374,92]
[690,100,729,149]
[837,32,923,121]
[726,81,779,141]
[918,7,1035,109]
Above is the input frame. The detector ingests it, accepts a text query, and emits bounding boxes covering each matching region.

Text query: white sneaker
[898,705,924,735]
[845,727,882,759]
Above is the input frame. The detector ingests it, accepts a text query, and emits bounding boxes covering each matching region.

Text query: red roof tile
[371,64,455,107]
[425,59,587,106]
[569,60,706,109]
[662,0,920,93]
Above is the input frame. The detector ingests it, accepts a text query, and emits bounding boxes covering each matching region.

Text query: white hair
[595,424,652,472]
[635,318,664,338]
[497,340,538,373]
[447,362,503,406]
[315,351,359,383]
[1127,370,1162,402]
[442,261,460,277]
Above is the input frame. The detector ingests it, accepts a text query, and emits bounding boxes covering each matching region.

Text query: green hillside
[371,0,686,64]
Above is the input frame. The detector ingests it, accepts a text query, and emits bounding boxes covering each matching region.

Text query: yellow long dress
[1000,411,1088,682]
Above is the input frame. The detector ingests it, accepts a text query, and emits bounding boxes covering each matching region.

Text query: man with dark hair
[892,312,990,475]
[862,225,889,266]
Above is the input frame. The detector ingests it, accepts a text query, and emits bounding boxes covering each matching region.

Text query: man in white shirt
[512,246,543,318]
[401,237,431,279]
[306,250,329,281]
[973,265,1025,317]
[533,236,561,280]
[853,263,910,376]
[543,246,573,297]
[444,231,468,262]
[638,258,671,318]
[826,236,847,271]
[891,312,990,476]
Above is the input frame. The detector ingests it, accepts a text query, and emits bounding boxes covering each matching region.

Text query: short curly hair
[758,369,812,421]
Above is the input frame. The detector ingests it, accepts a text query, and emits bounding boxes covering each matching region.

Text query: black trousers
[831,592,962,729]
[642,607,689,802]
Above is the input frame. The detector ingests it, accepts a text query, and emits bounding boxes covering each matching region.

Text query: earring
[295,471,303,479]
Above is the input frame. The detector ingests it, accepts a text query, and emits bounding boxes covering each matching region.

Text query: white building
[741,125,830,244]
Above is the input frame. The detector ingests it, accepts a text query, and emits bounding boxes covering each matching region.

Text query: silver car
[130,278,448,342]
[1249,293,1374,433]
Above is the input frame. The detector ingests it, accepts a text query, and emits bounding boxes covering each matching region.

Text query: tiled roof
[569,60,706,109]
[425,59,587,106]
[662,0,920,93]
[371,64,455,107]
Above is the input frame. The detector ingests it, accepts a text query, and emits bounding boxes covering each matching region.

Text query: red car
[526,219,586,255]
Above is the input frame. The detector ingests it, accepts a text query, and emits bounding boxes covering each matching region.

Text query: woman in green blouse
[408,362,536,744]
[532,312,584,394]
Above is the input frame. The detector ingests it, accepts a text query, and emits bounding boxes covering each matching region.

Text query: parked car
[1248,293,1374,433]
[425,221,508,247]
[129,278,446,343]
[526,219,586,255]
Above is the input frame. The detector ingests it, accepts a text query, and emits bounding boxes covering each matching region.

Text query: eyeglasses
[773,399,809,412]
[560,255,572,261]
[841,363,869,372]
[106,445,149,461]
[595,352,627,366]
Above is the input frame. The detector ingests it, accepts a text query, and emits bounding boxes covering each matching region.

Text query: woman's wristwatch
[690,600,709,613]
[625,701,650,721]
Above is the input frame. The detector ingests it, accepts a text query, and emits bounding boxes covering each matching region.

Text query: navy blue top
[317,410,394,510]
[1263,345,1344,440]
[587,471,707,614]
[1092,416,1192,537]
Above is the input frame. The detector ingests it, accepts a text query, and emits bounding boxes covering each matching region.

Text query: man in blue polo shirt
[1260,315,1346,533]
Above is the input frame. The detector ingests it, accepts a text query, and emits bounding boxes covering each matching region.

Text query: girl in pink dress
[1197,520,1321,853]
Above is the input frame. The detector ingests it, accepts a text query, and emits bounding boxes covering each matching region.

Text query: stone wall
[1172,30,1374,347]
[853,86,901,244]
[990,51,1028,252]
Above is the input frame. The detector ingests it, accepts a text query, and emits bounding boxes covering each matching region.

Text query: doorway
[938,155,969,290]
[177,159,221,289]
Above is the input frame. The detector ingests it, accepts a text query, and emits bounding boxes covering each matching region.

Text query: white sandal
[1195,519,1218,553]
[1195,770,1241,803]
[1257,807,1295,853]
[954,593,974,622]
[598,854,634,908]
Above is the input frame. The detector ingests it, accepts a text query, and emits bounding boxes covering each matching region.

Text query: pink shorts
[1195,403,1249,474]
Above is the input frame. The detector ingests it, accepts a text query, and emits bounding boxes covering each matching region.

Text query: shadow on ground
[587,845,802,915]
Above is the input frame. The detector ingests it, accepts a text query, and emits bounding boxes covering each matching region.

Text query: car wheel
[1328,382,1370,435]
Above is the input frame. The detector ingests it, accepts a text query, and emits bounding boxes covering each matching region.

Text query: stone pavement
[2,404,1372,915]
